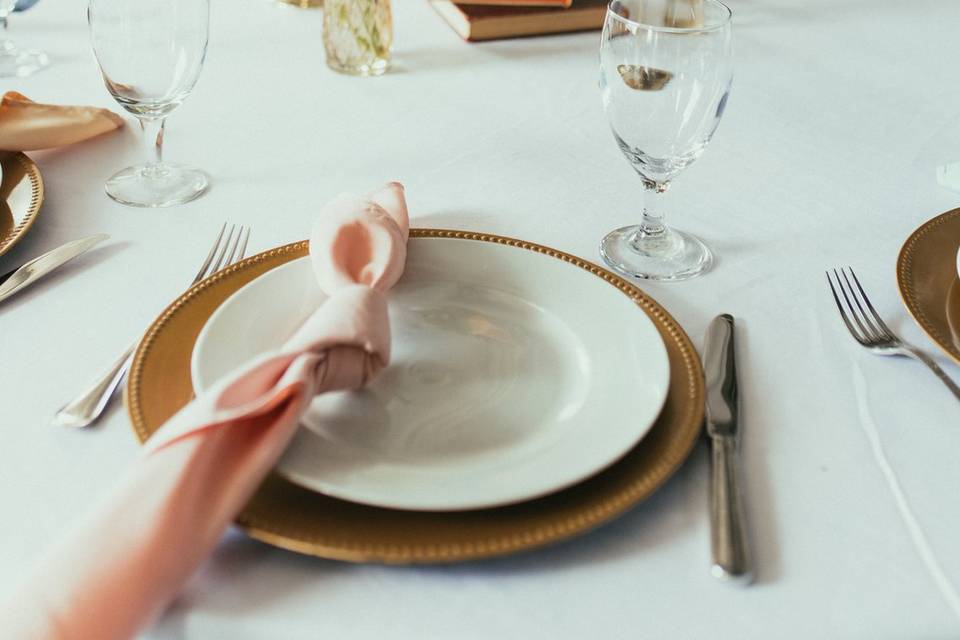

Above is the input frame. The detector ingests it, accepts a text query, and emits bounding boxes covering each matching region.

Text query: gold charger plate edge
[126,229,705,564]
[896,207,960,364]
[0,151,44,258]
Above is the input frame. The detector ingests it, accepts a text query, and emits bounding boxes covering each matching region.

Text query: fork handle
[53,345,136,428]
[903,347,960,401]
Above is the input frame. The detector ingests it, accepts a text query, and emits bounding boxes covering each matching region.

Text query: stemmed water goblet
[599,0,732,281]
[0,0,49,77]
[88,0,210,208]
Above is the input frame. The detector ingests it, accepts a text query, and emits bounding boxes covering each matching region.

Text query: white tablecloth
[2,0,959,637]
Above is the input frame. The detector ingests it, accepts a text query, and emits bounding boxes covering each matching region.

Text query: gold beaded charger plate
[126,230,705,564]
[0,151,44,258]
[897,208,960,364]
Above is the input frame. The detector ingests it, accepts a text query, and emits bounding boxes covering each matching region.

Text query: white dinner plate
[192,237,670,511]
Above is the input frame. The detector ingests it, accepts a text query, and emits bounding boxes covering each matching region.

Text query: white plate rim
[192,236,671,510]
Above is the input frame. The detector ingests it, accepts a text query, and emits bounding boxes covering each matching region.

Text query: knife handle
[709,437,752,584]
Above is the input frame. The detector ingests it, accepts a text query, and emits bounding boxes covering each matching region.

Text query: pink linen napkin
[1,182,409,640]
[0,91,124,151]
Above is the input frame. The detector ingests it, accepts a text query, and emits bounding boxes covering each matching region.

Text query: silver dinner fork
[826,267,960,401]
[53,224,252,428]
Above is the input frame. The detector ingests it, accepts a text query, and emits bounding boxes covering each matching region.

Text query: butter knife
[0,234,109,305]
[703,314,752,584]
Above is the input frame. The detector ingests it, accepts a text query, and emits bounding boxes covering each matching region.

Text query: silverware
[53,224,251,429]
[826,267,960,401]
[703,313,752,584]
[0,234,109,305]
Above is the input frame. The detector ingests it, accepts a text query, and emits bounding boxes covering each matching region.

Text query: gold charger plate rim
[0,151,44,259]
[126,229,705,564]
[896,207,960,364]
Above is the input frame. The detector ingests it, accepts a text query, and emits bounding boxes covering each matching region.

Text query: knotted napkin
[0,91,124,151]
[1,182,409,640]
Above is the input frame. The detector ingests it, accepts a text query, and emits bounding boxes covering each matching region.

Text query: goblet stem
[634,179,669,240]
[139,117,166,177]
[628,179,680,257]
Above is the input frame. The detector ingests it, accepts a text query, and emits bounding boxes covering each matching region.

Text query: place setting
[117,0,739,567]
[2,0,960,637]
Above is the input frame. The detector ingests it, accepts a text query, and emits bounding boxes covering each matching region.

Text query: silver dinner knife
[0,234,109,306]
[703,313,753,584]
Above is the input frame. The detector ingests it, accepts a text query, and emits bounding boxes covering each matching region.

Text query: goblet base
[105,164,210,208]
[600,224,713,282]
[0,43,49,78]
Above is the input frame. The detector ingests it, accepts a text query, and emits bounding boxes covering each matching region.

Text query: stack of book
[430,0,607,42]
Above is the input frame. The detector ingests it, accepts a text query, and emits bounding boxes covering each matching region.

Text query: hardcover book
[458,0,573,6]
[430,0,607,42]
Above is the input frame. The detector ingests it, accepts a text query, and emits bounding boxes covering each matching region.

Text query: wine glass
[599,0,732,281]
[88,0,210,208]
[0,0,49,77]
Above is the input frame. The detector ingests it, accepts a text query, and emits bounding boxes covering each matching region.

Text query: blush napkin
[1,182,409,640]
[0,91,124,151]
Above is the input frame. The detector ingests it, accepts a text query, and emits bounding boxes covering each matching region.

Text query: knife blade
[703,313,752,585]
[0,234,109,305]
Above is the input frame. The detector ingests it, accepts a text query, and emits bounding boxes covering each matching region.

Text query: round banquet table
[1,0,959,637]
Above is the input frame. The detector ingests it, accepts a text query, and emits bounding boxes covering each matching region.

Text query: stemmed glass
[88,0,210,208]
[599,0,732,281]
[0,0,49,77]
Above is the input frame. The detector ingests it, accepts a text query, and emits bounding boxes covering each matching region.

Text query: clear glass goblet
[0,0,49,78]
[599,0,732,281]
[88,0,210,208]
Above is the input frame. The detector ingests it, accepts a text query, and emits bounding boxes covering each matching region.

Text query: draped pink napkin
[0,91,124,151]
[1,182,409,640]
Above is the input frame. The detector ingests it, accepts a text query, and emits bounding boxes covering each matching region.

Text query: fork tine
[193,223,226,284]
[236,227,250,261]
[838,268,882,340]
[826,270,866,343]
[847,268,895,338]
[832,268,875,341]
[209,225,236,275]
[222,226,242,267]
